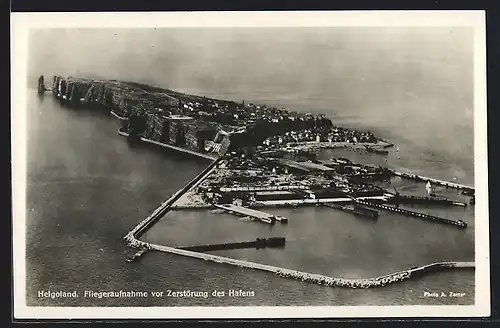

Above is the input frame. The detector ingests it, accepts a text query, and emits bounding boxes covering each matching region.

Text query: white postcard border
[11,10,490,319]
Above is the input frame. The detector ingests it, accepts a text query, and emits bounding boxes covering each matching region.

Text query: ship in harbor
[364,145,389,155]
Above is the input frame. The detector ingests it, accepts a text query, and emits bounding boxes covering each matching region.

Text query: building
[210,130,231,156]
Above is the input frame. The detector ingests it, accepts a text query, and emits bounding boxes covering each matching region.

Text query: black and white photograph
[12,11,489,319]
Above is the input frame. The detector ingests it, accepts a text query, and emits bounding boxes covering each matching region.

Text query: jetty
[354,199,467,228]
[215,204,288,224]
[178,237,286,252]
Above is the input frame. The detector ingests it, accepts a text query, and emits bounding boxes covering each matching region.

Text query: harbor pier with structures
[354,199,468,228]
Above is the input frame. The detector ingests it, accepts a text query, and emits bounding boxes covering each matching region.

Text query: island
[41,75,476,289]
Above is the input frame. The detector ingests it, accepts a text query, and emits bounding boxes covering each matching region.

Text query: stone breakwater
[275,269,411,288]
[124,232,474,289]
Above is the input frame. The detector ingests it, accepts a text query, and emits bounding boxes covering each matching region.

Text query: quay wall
[170,198,388,210]
[253,196,388,207]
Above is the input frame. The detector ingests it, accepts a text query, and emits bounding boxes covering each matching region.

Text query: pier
[215,204,288,224]
[354,199,467,228]
[386,194,467,207]
[178,237,286,252]
[392,170,474,193]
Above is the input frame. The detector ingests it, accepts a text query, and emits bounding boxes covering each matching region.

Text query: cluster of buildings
[263,126,379,147]
[193,155,387,206]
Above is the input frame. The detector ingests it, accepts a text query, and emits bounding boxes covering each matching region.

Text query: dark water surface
[26,89,474,307]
